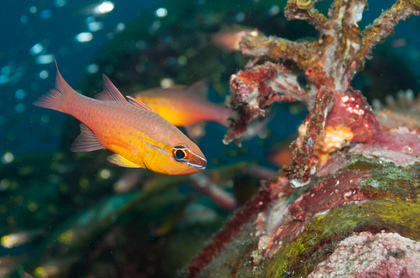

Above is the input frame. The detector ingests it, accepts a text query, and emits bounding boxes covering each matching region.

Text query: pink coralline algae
[223,0,420,186]
[309,232,420,278]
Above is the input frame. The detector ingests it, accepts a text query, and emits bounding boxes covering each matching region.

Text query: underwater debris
[223,0,419,185]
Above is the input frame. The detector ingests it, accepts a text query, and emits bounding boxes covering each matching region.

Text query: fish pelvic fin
[33,62,77,113]
[70,124,105,152]
[95,75,127,102]
[107,154,144,168]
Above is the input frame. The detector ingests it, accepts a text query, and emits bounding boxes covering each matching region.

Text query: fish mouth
[176,152,207,175]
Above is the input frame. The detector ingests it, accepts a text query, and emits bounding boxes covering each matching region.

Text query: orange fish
[210,24,265,51]
[34,66,206,175]
[132,80,232,129]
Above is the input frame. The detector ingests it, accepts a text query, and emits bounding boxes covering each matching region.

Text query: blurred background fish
[209,23,265,51]
[132,79,234,139]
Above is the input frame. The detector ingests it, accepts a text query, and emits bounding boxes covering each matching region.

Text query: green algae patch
[342,157,419,201]
[263,199,420,277]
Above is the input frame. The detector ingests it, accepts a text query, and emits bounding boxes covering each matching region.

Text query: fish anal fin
[107,154,143,168]
[187,78,209,99]
[70,124,105,152]
[126,96,156,112]
[95,75,126,101]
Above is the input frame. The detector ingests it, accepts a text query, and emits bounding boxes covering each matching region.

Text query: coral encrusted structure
[223,0,419,186]
[181,0,420,277]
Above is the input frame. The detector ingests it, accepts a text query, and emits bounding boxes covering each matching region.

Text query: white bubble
[88,21,103,32]
[99,169,111,179]
[15,89,26,100]
[95,1,114,15]
[30,43,44,55]
[39,70,49,79]
[30,6,38,14]
[35,54,55,64]
[86,64,99,74]
[2,152,15,164]
[160,78,174,89]
[75,32,93,43]
[156,8,168,17]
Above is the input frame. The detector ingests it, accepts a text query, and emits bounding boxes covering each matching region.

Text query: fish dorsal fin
[187,78,209,99]
[107,154,143,168]
[95,75,126,101]
[168,84,187,90]
[126,96,156,112]
[70,124,105,152]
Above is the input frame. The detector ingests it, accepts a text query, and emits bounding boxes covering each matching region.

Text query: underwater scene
[1,0,420,277]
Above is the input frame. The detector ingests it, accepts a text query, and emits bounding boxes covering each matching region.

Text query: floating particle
[160,78,174,89]
[75,32,93,42]
[115,22,125,32]
[0,75,9,84]
[15,103,26,113]
[54,0,66,7]
[99,169,111,179]
[2,152,15,164]
[156,7,168,17]
[235,12,245,22]
[20,15,28,24]
[268,5,281,16]
[30,43,44,55]
[1,66,11,75]
[88,21,103,32]
[35,54,55,64]
[178,55,187,65]
[15,89,25,100]
[40,10,52,19]
[30,6,37,14]
[86,64,99,74]
[40,114,50,124]
[39,70,49,79]
[148,21,161,34]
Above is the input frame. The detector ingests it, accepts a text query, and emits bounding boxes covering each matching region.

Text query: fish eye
[172,145,190,162]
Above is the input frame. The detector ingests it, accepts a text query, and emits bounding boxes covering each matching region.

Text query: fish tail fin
[218,107,236,127]
[33,62,76,113]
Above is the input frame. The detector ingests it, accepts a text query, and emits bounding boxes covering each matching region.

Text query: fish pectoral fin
[95,75,127,101]
[107,154,143,168]
[70,124,105,152]
[126,96,156,113]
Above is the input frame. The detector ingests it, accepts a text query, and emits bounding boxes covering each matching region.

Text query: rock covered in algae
[308,232,420,278]
[181,126,420,277]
